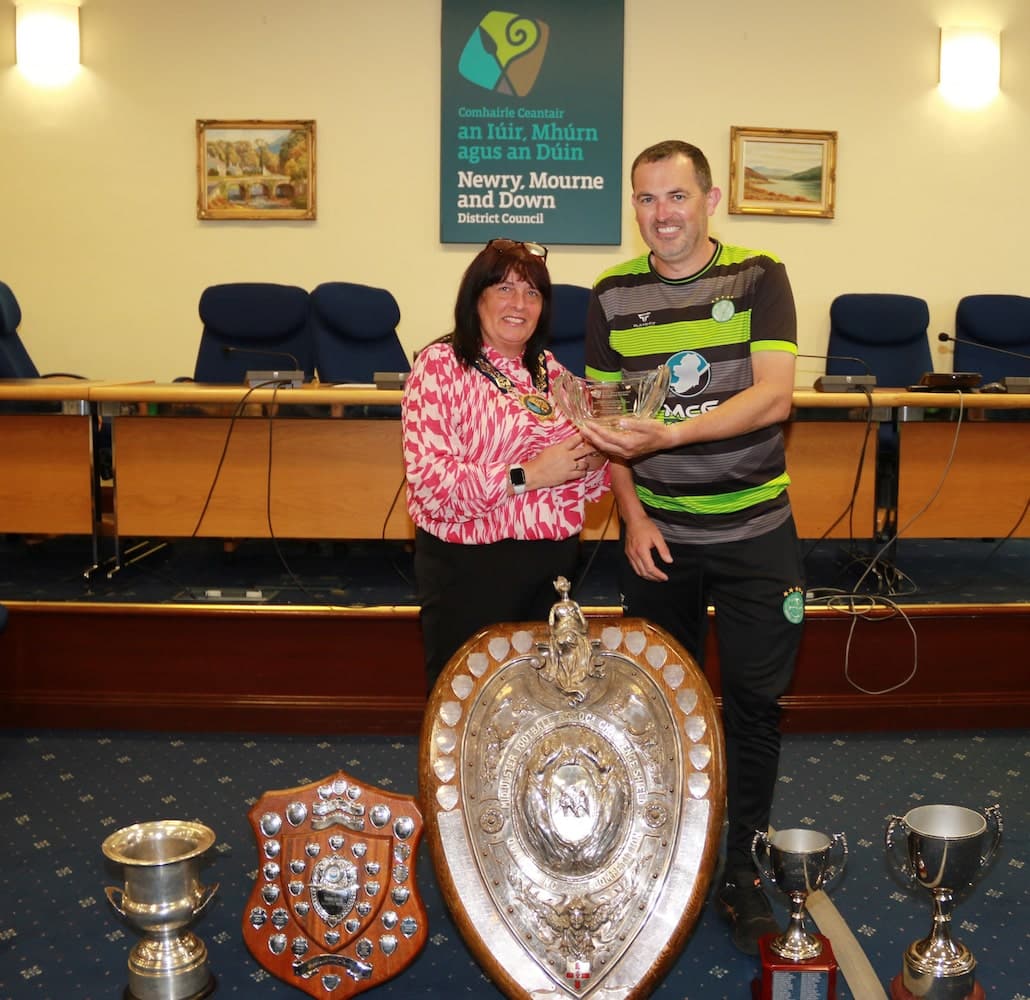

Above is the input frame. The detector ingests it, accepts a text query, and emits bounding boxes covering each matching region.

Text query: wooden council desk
[87,382,889,549]
[5,382,1026,554]
[0,378,98,538]
[894,398,1030,538]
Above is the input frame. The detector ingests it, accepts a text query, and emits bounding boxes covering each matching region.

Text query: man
[580,139,804,955]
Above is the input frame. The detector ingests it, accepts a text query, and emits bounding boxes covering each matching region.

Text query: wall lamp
[15,0,81,86]
[939,26,1001,109]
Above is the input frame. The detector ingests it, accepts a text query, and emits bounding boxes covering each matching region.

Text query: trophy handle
[104,885,126,917]
[822,832,849,889]
[884,815,914,884]
[981,804,1003,871]
[751,831,775,885]
[196,882,219,915]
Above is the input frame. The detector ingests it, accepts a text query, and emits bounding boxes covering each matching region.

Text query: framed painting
[197,119,316,220]
[728,126,836,218]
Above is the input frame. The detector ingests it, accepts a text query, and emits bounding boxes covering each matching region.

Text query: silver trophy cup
[752,828,848,960]
[885,803,1002,1000]
[553,366,670,428]
[103,819,219,1000]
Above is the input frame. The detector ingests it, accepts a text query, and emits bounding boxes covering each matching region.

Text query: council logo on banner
[458,11,550,97]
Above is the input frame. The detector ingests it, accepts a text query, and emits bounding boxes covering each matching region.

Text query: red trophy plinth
[752,933,837,1000]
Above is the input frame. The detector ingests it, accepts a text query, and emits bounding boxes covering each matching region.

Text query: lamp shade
[15,1,81,86]
[939,26,1000,109]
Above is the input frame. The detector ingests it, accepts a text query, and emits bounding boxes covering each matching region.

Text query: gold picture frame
[728,126,836,218]
[196,119,316,220]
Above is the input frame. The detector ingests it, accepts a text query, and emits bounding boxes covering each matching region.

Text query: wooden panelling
[1,602,1026,734]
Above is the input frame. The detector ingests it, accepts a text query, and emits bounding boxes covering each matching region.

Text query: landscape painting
[728,127,836,218]
[197,119,316,220]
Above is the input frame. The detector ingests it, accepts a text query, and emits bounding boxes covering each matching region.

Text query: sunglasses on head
[485,238,549,263]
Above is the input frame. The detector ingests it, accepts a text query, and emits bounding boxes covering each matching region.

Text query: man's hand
[579,416,675,461]
[623,515,673,582]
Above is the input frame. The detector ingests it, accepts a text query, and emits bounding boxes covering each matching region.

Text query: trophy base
[752,934,837,1000]
[125,974,216,1000]
[890,973,984,1000]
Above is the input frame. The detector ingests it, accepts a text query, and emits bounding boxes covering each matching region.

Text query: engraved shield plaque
[420,584,726,1000]
[242,770,427,999]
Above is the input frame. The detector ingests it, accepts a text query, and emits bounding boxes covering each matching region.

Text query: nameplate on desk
[244,370,304,388]
[814,375,876,392]
[1003,376,1030,393]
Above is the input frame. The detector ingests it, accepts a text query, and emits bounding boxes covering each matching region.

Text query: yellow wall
[2,0,1026,383]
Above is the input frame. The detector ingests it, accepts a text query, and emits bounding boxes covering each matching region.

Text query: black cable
[105,385,267,600]
[262,385,322,603]
[188,383,267,538]
[183,379,322,604]
[907,495,1030,600]
[802,386,877,561]
[850,393,969,596]
[381,475,415,591]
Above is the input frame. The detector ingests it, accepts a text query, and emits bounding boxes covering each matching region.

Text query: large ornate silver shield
[420,580,726,1000]
[242,770,427,999]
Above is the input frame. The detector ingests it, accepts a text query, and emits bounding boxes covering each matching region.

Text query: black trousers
[414,529,581,688]
[618,517,805,871]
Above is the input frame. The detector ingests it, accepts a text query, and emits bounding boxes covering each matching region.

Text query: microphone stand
[798,353,877,393]
[937,333,1030,392]
[222,346,305,387]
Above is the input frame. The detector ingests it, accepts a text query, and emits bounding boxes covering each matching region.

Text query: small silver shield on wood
[420,579,726,999]
[243,770,427,999]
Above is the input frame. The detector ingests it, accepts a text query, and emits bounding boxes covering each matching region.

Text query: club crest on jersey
[711,297,735,322]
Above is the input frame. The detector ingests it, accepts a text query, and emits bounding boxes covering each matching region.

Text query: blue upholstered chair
[0,603,7,633]
[309,282,408,384]
[826,293,932,531]
[548,283,590,376]
[0,280,39,379]
[192,282,313,383]
[0,280,85,380]
[309,282,408,418]
[827,293,932,387]
[0,280,112,475]
[954,294,1030,385]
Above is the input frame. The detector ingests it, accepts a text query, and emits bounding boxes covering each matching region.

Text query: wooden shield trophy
[420,577,726,999]
[242,770,427,998]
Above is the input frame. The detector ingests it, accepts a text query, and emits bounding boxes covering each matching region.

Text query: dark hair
[631,139,713,194]
[448,242,552,376]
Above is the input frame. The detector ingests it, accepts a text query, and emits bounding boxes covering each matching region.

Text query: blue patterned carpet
[0,728,1026,999]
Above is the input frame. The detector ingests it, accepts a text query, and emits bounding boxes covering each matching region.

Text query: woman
[402,238,608,687]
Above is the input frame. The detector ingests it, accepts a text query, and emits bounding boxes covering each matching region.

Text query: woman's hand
[520,434,599,490]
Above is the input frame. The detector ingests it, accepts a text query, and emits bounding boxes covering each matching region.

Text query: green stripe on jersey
[611,316,751,358]
[753,339,798,354]
[637,473,791,515]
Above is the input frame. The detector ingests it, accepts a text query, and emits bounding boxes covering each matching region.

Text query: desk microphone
[222,345,305,387]
[937,333,1030,393]
[936,332,1030,363]
[798,353,877,392]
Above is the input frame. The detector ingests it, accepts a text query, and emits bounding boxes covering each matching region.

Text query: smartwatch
[508,465,528,495]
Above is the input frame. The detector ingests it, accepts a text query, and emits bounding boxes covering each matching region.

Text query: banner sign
[440,1,624,245]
